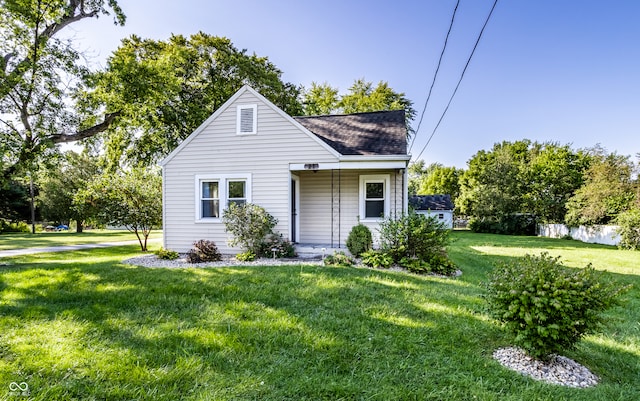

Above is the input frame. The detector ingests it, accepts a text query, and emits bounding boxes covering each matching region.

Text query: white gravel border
[493,347,599,388]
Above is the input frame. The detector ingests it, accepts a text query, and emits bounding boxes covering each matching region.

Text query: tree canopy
[82,33,303,167]
[301,79,416,136]
[457,140,590,233]
[0,0,125,179]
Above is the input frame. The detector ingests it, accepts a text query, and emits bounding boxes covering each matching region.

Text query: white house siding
[163,89,338,252]
[297,169,406,247]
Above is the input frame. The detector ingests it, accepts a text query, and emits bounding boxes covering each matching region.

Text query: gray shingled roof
[293,110,407,156]
[409,194,454,211]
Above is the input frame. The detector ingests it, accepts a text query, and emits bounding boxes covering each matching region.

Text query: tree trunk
[76,220,83,233]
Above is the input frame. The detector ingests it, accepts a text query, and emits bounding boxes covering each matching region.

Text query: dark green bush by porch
[377,211,455,273]
[346,223,373,257]
[485,252,628,360]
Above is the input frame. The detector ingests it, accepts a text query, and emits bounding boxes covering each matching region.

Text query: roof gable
[160,85,340,166]
[409,194,454,211]
[293,110,408,156]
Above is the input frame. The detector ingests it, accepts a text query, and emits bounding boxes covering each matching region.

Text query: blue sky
[66,0,640,168]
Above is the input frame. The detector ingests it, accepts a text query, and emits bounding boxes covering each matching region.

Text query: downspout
[161,167,167,249]
[403,166,408,214]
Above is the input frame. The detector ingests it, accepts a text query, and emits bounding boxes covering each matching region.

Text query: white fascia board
[290,159,408,171]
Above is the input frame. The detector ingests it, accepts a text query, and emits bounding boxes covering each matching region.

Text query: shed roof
[409,194,454,211]
[293,110,407,156]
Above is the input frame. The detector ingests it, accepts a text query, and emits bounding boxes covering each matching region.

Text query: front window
[228,180,246,207]
[201,181,220,218]
[359,174,390,221]
[365,182,385,219]
[195,174,252,222]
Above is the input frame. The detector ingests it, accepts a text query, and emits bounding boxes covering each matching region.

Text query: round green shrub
[346,223,373,257]
[486,252,627,360]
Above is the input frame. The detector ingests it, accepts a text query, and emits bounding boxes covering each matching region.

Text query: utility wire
[414,0,499,161]
[409,0,460,153]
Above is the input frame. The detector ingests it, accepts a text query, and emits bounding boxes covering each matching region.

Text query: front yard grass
[0,232,637,400]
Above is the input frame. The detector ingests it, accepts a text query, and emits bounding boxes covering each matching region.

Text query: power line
[409,0,460,153]
[414,0,499,161]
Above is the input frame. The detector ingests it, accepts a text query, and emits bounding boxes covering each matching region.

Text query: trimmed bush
[485,252,627,360]
[346,223,373,257]
[361,250,393,268]
[186,239,222,263]
[154,248,179,260]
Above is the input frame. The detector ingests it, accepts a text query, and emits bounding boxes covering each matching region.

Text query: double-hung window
[359,174,390,221]
[227,180,247,207]
[196,174,251,221]
[201,181,220,218]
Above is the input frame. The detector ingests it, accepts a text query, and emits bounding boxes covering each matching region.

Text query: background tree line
[410,140,640,246]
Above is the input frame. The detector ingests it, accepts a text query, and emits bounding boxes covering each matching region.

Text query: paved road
[0,238,161,258]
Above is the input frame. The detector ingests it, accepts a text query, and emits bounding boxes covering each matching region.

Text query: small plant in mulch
[360,249,394,269]
[485,252,628,361]
[323,251,355,267]
[186,239,222,263]
[154,247,179,260]
[236,250,256,262]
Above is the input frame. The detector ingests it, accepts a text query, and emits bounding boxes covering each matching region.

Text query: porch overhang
[289,155,410,171]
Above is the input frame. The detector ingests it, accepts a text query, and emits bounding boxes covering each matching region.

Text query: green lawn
[0,229,163,251]
[0,232,637,400]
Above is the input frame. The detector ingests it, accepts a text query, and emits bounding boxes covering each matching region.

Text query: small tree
[486,253,627,360]
[74,168,162,251]
[222,203,277,255]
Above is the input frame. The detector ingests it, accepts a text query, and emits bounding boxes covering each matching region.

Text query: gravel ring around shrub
[122,254,462,277]
[493,347,599,388]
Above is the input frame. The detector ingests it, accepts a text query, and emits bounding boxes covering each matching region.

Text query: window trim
[236,104,257,135]
[359,174,390,221]
[195,174,252,222]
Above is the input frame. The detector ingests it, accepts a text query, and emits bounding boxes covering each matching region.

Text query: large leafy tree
[301,79,416,137]
[417,163,463,204]
[458,140,588,232]
[82,33,303,166]
[0,0,125,179]
[565,147,636,226]
[37,150,101,232]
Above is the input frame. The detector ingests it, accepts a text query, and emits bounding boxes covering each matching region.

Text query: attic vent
[237,104,257,135]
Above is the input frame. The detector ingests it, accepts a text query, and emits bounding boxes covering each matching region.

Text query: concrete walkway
[0,238,161,258]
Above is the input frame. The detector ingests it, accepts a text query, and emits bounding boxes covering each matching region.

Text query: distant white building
[409,194,455,229]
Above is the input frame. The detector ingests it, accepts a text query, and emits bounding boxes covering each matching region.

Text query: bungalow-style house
[409,194,455,229]
[159,85,410,253]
